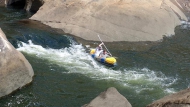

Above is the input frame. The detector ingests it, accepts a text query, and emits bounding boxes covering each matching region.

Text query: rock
[0,28,34,97]
[24,0,44,12]
[5,0,43,12]
[0,0,4,6]
[30,0,187,42]
[5,0,25,8]
[147,88,190,107]
[82,87,132,107]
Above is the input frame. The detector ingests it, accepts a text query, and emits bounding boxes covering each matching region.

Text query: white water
[17,40,177,94]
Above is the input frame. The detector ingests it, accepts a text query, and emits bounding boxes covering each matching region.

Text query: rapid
[0,6,190,107]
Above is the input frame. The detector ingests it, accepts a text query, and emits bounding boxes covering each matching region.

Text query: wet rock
[147,88,190,107]
[0,28,34,97]
[82,87,132,107]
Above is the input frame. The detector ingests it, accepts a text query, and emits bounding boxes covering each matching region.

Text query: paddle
[97,35,112,57]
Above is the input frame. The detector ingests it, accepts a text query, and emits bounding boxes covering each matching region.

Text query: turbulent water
[1,7,190,107]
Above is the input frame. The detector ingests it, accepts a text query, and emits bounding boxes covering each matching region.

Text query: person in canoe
[99,50,111,58]
[89,35,117,66]
[95,43,104,57]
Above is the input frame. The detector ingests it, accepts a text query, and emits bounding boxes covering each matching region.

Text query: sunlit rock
[147,88,190,107]
[82,87,132,107]
[30,0,188,42]
[0,28,34,97]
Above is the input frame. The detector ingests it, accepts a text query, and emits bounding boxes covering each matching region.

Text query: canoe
[90,49,117,67]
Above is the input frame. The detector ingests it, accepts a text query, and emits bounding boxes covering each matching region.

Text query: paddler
[95,43,104,57]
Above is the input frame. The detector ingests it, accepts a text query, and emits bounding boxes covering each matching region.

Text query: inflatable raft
[90,49,117,67]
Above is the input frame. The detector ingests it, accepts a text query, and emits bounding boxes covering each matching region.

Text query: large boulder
[30,0,187,42]
[82,87,132,107]
[0,28,34,97]
[147,88,190,107]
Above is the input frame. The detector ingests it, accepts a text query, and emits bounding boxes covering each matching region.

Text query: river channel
[0,6,190,107]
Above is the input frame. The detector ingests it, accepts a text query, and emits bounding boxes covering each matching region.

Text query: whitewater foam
[17,40,177,94]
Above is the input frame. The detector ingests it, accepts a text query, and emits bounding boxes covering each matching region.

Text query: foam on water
[17,40,177,94]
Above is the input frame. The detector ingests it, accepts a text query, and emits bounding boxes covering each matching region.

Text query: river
[0,6,190,107]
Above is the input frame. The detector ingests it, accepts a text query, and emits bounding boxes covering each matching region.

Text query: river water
[1,6,190,107]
